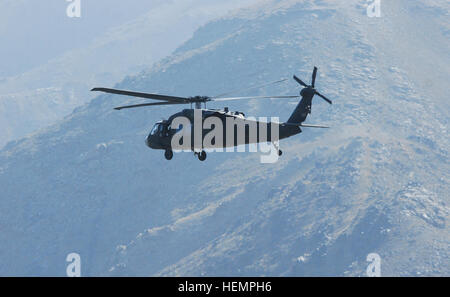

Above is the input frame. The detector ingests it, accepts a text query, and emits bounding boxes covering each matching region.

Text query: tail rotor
[293,66,332,105]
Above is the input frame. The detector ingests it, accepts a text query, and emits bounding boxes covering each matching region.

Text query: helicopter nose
[145,135,151,147]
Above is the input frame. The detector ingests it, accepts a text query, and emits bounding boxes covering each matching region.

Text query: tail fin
[287,92,313,124]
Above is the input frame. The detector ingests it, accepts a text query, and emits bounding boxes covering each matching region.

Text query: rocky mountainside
[0,0,448,276]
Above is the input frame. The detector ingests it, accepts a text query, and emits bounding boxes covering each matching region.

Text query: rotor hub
[300,87,315,97]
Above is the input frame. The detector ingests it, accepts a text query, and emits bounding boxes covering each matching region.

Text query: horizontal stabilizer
[284,122,330,128]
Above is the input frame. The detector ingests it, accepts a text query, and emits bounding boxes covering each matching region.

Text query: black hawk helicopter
[91,67,332,161]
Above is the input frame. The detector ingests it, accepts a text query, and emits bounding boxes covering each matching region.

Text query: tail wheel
[164,150,173,160]
[198,151,207,161]
[278,150,283,156]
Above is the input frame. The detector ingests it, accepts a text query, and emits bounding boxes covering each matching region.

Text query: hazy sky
[0,0,261,78]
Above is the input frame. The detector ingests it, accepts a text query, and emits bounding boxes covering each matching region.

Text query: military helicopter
[91,67,332,161]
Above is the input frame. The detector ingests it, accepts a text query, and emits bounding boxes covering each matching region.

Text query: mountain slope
[0,0,448,276]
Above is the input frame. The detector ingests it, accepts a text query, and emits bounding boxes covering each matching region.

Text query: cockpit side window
[167,123,181,132]
[175,124,183,132]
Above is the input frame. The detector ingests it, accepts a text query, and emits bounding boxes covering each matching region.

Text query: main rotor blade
[213,95,300,102]
[114,101,186,110]
[91,87,188,103]
[293,75,308,87]
[311,67,318,88]
[315,91,332,104]
[213,78,288,98]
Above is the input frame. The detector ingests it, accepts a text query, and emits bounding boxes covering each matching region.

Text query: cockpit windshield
[150,123,162,136]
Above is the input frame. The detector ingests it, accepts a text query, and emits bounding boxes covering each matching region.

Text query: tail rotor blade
[311,67,318,88]
[315,91,332,104]
[293,75,308,87]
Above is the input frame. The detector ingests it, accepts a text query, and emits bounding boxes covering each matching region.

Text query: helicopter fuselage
[145,108,301,151]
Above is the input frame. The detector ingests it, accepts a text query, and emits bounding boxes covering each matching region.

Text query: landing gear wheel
[164,150,173,160]
[198,151,207,161]
[278,150,283,156]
